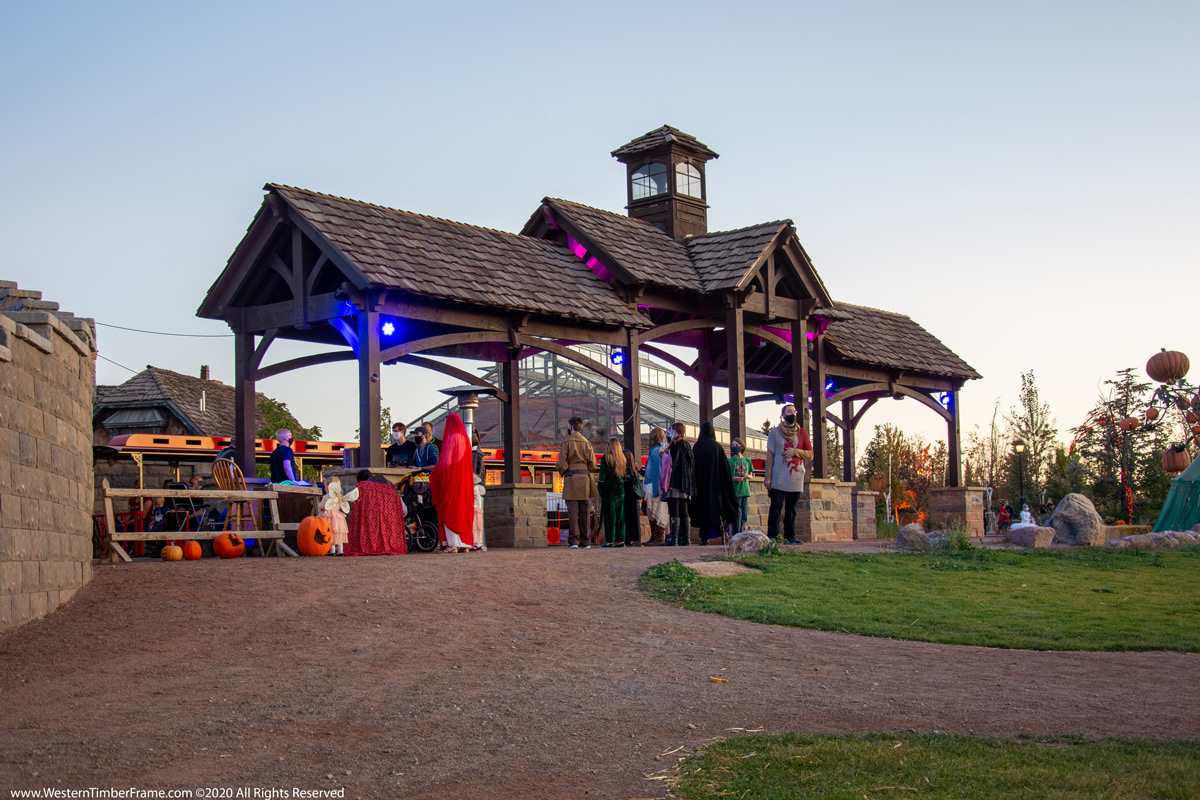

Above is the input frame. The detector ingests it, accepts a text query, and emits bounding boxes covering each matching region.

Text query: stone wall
[484,484,548,548]
[852,489,878,540]
[0,282,97,631]
[929,487,986,538]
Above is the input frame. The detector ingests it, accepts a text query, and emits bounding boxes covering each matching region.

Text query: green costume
[598,458,626,545]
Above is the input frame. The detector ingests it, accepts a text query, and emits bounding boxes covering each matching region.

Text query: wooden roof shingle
[823,304,981,380]
[611,125,720,161]
[94,367,271,436]
[686,221,787,292]
[273,186,649,328]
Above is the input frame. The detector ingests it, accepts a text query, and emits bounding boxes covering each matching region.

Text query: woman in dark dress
[690,421,738,545]
[622,448,642,546]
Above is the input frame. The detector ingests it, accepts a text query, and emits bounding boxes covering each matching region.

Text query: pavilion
[198,126,980,542]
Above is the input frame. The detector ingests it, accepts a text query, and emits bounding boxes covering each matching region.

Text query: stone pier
[483,484,548,548]
[929,486,986,538]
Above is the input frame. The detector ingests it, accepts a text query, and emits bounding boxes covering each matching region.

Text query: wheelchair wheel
[415,520,440,553]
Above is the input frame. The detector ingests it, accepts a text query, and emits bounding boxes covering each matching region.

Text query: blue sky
[3,1,1196,453]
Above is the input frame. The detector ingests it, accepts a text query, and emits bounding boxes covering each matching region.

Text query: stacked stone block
[484,484,548,548]
[0,282,97,631]
[851,489,878,540]
[929,487,986,538]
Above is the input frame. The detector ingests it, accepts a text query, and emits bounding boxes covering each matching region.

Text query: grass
[638,546,1200,651]
[668,733,1200,800]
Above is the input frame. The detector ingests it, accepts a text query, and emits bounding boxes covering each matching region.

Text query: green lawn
[668,733,1200,800]
[638,547,1200,651]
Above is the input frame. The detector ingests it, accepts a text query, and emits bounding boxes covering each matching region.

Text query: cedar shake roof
[544,198,701,291]
[611,125,720,161]
[94,367,268,436]
[686,221,788,291]
[272,185,649,328]
[823,304,981,380]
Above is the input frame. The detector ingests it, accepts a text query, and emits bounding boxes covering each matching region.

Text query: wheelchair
[396,471,440,553]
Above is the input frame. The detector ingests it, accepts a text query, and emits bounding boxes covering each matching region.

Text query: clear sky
[3,1,1196,455]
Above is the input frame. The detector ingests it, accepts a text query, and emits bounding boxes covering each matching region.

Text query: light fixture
[610,351,625,367]
[1014,441,1026,454]
[381,321,395,336]
[939,392,952,409]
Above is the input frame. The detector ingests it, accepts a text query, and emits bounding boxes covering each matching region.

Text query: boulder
[895,523,931,551]
[730,529,770,554]
[1048,493,1107,547]
[1176,531,1199,546]
[1008,526,1056,548]
[1125,533,1157,550]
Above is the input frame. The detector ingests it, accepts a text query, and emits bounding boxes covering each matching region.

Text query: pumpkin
[1192,424,1200,436]
[161,545,183,562]
[1118,417,1139,432]
[182,540,202,560]
[1193,394,1200,409]
[1187,410,1199,425]
[1162,446,1192,474]
[213,532,245,559]
[297,516,333,557]
[1145,407,1160,422]
[1146,349,1189,383]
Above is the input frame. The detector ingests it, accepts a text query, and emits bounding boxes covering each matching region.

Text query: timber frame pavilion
[198,126,979,502]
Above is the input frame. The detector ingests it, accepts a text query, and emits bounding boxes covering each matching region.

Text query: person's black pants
[767,488,801,542]
[668,497,690,545]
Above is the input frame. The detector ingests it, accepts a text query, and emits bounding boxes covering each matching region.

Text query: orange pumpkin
[1146,349,1190,383]
[1162,446,1192,474]
[297,516,333,557]
[213,532,245,559]
[1187,410,1199,425]
[1118,417,1138,432]
[182,541,203,560]
[161,545,183,562]
[1145,407,1160,422]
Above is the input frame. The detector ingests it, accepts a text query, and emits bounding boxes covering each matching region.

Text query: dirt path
[2,548,1197,799]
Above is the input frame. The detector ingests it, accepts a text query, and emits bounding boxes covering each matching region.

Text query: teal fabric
[1153,455,1200,533]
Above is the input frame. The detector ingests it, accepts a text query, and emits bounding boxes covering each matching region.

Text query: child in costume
[319,477,358,555]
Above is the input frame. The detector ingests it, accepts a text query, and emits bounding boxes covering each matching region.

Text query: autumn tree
[1004,371,1057,507]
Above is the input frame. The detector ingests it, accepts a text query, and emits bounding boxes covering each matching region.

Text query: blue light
[381,321,395,336]
[610,351,625,367]
[825,379,836,394]
[939,392,953,409]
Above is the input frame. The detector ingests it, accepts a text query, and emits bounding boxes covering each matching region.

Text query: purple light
[806,331,817,341]
[567,236,588,259]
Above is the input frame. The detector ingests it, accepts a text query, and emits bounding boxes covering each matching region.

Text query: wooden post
[841,398,856,483]
[621,328,641,461]
[812,332,828,479]
[725,305,746,445]
[357,307,382,468]
[791,318,809,429]
[502,348,522,484]
[947,387,962,487]
[233,330,257,476]
[698,332,713,425]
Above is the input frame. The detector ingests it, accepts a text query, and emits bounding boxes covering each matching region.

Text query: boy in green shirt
[729,438,753,534]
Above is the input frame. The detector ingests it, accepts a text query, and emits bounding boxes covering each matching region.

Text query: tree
[1004,371,1057,507]
[256,396,322,441]
[964,399,1005,490]
[355,405,394,445]
[826,423,843,480]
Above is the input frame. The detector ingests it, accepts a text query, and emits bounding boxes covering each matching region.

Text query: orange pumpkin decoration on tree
[1145,407,1160,422]
[1187,410,1199,425]
[1146,349,1190,384]
[182,541,203,560]
[297,516,333,557]
[1118,417,1139,432]
[161,545,183,562]
[213,532,245,559]
[1162,445,1192,474]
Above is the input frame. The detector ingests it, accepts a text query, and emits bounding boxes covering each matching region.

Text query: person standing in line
[622,448,642,546]
[691,421,737,545]
[597,438,627,547]
[269,428,299,483]
[666,422,696,546]
[410,425,440,469]
[728,438,753,534]
[386,422,415,467]
[764,403,813,544]
[430,414,476,553]
[471,430,486,549]
[643,428,667,544]
[556,416,597,549]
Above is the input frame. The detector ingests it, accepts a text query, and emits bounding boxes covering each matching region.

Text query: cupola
[611,125,718,239]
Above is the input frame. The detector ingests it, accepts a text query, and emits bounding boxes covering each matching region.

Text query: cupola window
[631,162,668,200]
[676,162,703,199]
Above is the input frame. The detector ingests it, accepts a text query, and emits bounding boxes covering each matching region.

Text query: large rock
[1047,493,1107,547]
[895,523,931,551]
[1008,526,1056,548]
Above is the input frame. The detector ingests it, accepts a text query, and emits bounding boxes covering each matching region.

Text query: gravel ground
[2,545,1197,799]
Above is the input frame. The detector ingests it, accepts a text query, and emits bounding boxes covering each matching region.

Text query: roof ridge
[833,301,913,320]
[544,197,671,233]
[269,184,565,249]
[686,219,791,241]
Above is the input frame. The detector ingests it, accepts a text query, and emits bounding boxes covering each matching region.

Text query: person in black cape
[666,422,696,546]
[690,421,738,545]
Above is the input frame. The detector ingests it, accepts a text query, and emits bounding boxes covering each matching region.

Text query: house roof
[611,125,720,161]
[94,367,268,436]
[271,185,649,328]
[823,304,981,380]
[686,221,788,292]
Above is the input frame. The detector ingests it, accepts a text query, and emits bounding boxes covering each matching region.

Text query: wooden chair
[212,459,256,534]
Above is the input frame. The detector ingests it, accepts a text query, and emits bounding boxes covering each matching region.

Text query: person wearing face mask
[410,425,440,469]
[728,438,753,534]
[386,422,416,468]
[764,404,814,543]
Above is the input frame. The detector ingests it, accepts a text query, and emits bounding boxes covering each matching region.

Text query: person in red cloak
[430,414,477,552]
